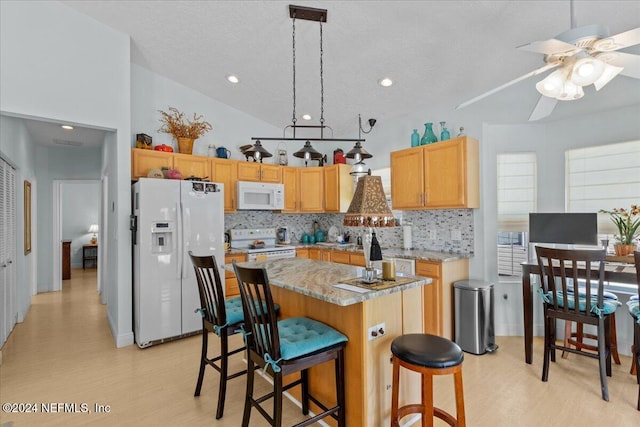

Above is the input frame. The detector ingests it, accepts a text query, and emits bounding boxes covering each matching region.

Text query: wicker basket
[177,137,195,154]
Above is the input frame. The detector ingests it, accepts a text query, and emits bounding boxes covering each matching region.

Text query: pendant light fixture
[343,176,395,228]
[250,5,372,165]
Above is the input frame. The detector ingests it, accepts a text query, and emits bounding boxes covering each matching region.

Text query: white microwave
[237,181,285,210]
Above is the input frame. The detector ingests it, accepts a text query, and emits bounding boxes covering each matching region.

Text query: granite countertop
[289,243,472,262]
[230,258,431,306]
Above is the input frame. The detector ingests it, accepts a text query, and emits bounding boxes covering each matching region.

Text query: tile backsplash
[225,209,474,253]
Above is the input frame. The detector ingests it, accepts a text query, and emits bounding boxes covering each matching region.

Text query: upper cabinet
[131,149,174,180]
[298,167,324,212]
[211,158,238,212]
[390,136,479,209]
[174,153,210,180]
[237,162,282,183]
[281,166,299,212]
[324,164,353,213]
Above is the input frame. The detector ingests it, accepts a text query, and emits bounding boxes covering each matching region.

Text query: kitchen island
[233,257,431,426]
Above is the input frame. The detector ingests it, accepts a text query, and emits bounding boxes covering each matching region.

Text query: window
[496,153,537,280]
[566,140,640,234]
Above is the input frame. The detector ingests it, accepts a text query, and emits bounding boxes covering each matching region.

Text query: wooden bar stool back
[232,260,348,427]
[189,252,246,419]
[391,333,465,427]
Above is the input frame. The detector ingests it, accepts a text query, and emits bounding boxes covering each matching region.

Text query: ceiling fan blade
[528,96,558,121]
[456,63,560,110]
[517,38,581,56]
[598,52,640,79]
[594,27,640,51]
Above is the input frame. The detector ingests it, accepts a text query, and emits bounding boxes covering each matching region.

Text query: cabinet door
[282,167,299,212]
[211,159,238,212]
[324,165,339,212]
[298,168,324,212]
[174,153,211,180]
[296,248,309,258]
[308,248,322,260]
[390,147,424,209]
[350,252,366,267]
[260,164,282,183]
[237,161,261,181]
[423,139,465,208]
[416,261,442,336]
[331,251,351,265]
[224,253,246,298]
[131,149,174,179]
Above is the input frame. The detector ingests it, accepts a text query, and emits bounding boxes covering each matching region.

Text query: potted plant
[158,107,212,154]
[599,204,640,256]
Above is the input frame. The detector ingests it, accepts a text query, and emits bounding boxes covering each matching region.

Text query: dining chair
[627,251,640,410]
[535,246,621,401]
[232,260,348,427]
[189,252,246,419]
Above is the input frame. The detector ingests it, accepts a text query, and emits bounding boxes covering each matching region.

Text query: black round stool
[391,334,465,427]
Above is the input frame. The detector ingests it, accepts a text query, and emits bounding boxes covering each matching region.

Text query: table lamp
[88,224,99,245]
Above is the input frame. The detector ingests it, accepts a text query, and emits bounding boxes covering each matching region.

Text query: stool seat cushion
[278,317,348,361]
[391,334,463,369]
[540,291,621,317]
[224,297,244,326]
[627,299,640,324]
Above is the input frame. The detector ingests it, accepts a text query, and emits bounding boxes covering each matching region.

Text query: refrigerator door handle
[182,204,190,279]
[176,201,183,280]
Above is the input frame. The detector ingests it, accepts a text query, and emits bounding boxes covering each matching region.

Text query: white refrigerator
[132,178,224,348]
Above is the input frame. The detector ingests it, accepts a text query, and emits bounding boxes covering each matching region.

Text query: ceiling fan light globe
[536,70,565,98]
[594,63,624,90]
[570,57,605,86]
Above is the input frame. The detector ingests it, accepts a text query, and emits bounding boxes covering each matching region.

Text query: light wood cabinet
[237,161,282,183]
[174,153,210,180]
[224,253,246,298]
[331,251,351,265]
[416,258,469,339]
[131,148,174,179]
[298,167,324,212]
[281,167,299,212]
[295,248,309,258]
[211,158,238,212]
[390,136,479,210]
[350,252,366,267]
[324,164,354,213]
[308,248,331,262]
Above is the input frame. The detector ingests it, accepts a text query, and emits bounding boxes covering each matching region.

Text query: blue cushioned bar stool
[189,252,248,419]
[391,333,466,427]
[232,260,348,427]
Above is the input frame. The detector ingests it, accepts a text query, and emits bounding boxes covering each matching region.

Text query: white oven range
[230,228,296,261]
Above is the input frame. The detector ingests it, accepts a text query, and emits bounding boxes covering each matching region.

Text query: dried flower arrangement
[158,107,213,140]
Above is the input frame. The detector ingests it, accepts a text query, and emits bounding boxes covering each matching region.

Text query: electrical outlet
[367,322,386,340]
[451,229,462,241]
[428,229,437,240]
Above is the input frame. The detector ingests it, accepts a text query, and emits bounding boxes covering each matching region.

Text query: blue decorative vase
[440,121,450,141]
[420,122,438,145]
[411,129,420,147]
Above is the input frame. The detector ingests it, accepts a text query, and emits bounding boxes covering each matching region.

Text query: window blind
[497,153,537,231]
[566,140,640,234]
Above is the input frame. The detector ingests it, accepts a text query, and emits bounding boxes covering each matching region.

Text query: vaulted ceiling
[30,1,640,145]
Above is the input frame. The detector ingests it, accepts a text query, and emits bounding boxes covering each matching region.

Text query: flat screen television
[529,213,598,245]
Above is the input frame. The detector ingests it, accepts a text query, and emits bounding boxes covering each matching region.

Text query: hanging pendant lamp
[250,5,372,164]
[243,140,272,163]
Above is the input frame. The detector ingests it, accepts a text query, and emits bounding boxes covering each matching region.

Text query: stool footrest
[397,404,458,426]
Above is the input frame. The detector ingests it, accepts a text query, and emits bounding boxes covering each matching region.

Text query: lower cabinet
[415,258,469,339]
[224,253,246,297]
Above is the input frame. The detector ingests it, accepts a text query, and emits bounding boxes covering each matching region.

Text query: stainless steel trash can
[453,279,498,355]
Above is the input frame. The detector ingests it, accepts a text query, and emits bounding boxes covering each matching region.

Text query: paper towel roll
[403,225,412,250]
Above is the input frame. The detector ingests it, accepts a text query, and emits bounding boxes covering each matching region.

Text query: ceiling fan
[456,1,640,121]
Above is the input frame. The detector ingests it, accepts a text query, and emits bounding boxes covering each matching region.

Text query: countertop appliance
[230,228,296,261]
[277,226,290,244]
[237,181,284,210]
[132,178,224,348]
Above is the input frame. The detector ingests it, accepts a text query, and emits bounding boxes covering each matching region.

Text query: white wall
[132,64,285,162]
[1,0,132,347]
[0,115,38,321]
[61,182,100,267]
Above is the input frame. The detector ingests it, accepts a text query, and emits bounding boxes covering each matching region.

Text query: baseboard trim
[107,310,134,348]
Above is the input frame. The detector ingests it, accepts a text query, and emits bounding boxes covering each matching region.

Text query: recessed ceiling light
[61,125,74,130]
[226,75,239,84]
[379,78,393,87]
[301,114,312,120]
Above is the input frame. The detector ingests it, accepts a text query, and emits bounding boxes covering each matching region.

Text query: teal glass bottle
[440,121,450,141]
[411,129,420,147]
[420,122,438,145]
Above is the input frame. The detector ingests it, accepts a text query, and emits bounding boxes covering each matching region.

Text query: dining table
[521,258,637,364]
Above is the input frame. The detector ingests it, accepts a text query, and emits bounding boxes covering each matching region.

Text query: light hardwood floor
[1,268,638,426]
